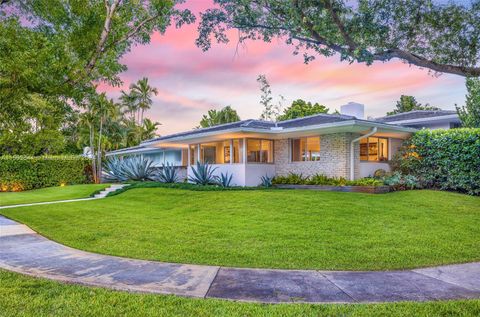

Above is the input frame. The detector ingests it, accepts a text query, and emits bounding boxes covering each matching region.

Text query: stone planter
[274,184,391,194]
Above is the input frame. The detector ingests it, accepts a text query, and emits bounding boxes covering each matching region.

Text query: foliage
[103,156,156,182]
[457,77,480,128]
[0,155,92,191]
[387,95,440,116]
[277,99,330,121]
[260,175,273,188]
[273,173,383,186]
[0,0,188,155]
[393,129,480,195]
[157,163,179,183]
[382,172,420,191]
[373,169,387,179]
[197,1,480,77]
[199,106,241,128]
[188,161,218,185]
[257,75,283,121]
[217,172,233,188]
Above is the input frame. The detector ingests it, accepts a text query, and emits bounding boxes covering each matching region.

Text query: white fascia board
[142,120,417,147]
[385,114,459,125]
[106,147,178,157]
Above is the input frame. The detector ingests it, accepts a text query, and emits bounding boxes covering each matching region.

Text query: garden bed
[274,184,391,194]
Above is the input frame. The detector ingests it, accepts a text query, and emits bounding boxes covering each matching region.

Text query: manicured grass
[0,184,109,206]
[1,270,480,317]
[2,188,479,270]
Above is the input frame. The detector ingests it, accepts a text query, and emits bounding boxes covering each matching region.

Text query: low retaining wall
[274,184,391,194]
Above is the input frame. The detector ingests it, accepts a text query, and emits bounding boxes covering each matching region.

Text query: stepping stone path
[1,187,480,303]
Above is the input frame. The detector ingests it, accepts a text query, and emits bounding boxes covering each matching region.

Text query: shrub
[272,173,383,187]
[272,173,307,185]
[157,163,179,183]
[217,172,233,188]
[0,155,92,191]
[393,128,480,195]
[103,156,156,182]
[383,172,420,191]
[188,161,218,185]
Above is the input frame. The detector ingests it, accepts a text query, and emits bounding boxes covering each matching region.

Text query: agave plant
[217,172,233,188]
[102,156,156,182]
[188,161,218,185]
[157,162,178,183]
[260,174,273,188]
[102,156,129,182]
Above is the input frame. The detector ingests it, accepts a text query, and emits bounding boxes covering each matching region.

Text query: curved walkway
[1,216,480,303]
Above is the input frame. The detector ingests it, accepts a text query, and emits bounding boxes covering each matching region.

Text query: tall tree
[278,99,330,121]
[257,75,283,121]
[457,78,480,128]
[197,1,480,77]
[129,77,159,124]
[387,95,440,116]
[199,106,241,128]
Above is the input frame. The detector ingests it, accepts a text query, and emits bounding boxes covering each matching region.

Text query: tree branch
[323,0,357,52]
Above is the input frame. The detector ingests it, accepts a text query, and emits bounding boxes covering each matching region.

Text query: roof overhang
[384,114,460,125]
[105,146,183,156]
[142,120,417,147]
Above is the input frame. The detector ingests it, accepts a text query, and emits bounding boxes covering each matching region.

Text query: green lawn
[2,188,479,270]
[0,184,109,206]
[1,270,479,317]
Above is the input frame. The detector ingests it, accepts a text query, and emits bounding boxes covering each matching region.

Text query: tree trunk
[89,124,97,184]
[96,118,103,183]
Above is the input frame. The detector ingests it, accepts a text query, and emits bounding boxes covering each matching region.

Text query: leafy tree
[257,75,283,121]
[457,78,480,128]
[141,118,161,140]
[278,99,330,121]
[199,106,241,128]
[130,77,159,124]
[197,0,480,77]
[387,95,440,116]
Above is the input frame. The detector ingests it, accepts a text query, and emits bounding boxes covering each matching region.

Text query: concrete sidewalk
[1,215,479,303]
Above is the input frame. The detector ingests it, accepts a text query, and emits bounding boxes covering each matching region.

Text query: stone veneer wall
[274,133,361,179]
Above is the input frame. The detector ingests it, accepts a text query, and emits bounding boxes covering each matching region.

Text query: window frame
[360,137,389,162]
[290,136,321,162]
[246,138,274,164]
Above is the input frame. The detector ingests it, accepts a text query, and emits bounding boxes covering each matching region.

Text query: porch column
[197,144,201,163]
[187,146,191,166]
[242,138,247,163]
[229,139,233,164]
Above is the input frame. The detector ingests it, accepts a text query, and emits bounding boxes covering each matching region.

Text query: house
[375,110,461,129]
[110,103,431,186]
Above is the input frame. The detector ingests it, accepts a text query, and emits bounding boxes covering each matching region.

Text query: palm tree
[141,118,161,140]
[119,90,137,122]
[129,77,158,125]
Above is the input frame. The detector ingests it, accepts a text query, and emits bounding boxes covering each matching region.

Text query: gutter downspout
[350,127,377,181]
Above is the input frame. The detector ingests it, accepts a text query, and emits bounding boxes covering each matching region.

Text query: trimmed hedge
[0,156,93,191]
[394,128,480,195]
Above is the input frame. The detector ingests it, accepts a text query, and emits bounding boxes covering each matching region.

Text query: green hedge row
[0,156,93,191]
[394,128,480,195]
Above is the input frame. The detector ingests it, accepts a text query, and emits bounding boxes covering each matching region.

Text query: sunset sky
[99,1,468,136]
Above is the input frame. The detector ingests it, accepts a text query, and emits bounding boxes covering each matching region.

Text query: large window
[360,137,388,162]
[291,136,321,162]
[190,139,244,164]
[247,139,273,163]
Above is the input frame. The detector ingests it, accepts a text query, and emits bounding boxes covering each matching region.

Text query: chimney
[340,102,364,119]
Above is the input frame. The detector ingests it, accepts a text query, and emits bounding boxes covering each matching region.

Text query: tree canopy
[197,0,480,77]
[199,106,241,128]
[457,78,480,128]
[387,95,440,116]
[277,99,330,121]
